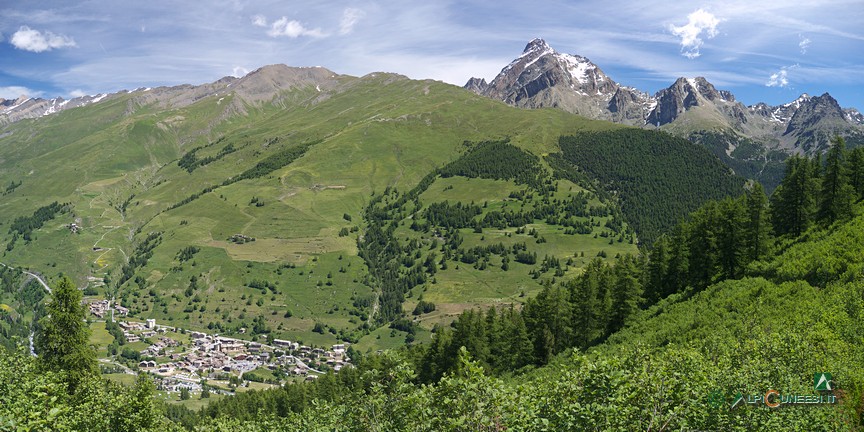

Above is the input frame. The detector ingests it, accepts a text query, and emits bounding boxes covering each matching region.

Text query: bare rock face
[1,94,113,126]
[785,93,846,135]
[608,87,654,124]
[646,77,733,126]
[781,93,859,152]
[463,77,488,94]
[470,38,642,123]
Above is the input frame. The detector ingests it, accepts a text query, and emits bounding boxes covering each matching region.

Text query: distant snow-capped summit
[465,38,636,123]
[466,38,864,153]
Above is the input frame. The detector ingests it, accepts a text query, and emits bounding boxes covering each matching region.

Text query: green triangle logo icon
[815,373,833,391]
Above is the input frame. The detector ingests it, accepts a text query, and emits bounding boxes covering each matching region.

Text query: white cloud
[799,35,811,54]
[669,9,721,59]
[252,15,267,27]
[232,66,249,77]
[0,86,42,99]
[766,65,798,88]
[266,17,326,38]
[68,89,87,98]
[10,25,77,52]
[339,8,365,35]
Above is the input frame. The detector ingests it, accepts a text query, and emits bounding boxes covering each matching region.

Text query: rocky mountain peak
[784,92,847,137]
[463,77,488,94]
[475,38,624,121]
[645,76,752,127]
[523,38,552,53]
[0,95,30,110]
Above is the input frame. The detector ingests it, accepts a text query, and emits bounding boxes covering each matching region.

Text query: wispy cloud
[251,15,267,27]
[339,8,364,35]
[766,69,788,88]
[669,9,721,59]
[2,1,862,109]
[799,35,811,54]
[232,66,249,78]
[68,89,87,98]
[0,86,43,99]
[766,65,798,88]
[262,16,326,38]
[9,25,77,52]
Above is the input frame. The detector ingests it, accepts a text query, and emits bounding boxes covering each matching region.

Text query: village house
[120,321,145,331]
[114,304,129,316]
[88,300,109,318]
[138,360,156,369]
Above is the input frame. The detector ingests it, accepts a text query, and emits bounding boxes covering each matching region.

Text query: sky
[1,0,863,109]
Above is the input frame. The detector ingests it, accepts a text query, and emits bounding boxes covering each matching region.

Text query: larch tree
[818,136,855,223]
[34,276,97,391]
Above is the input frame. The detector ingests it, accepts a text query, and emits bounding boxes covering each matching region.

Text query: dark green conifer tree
[847,147,864,201]
[523,282,572,363]
[644,235,670,304]
[771,155,817,237]
[502,306,534,370]
[34,276,97,391]
[717,197,747,279]
[569,259,604,348]
[608,255,642,334]
[687,201,721,287]
[744,182,772,262]
[663,225,690,297]
[818,136,855,223]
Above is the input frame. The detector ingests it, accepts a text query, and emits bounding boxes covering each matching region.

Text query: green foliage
[34,276,97,391]
[818,136,855,223]
[0,267,42,351]
[847,147,864,201]
[555,129,745,244]
[411,300,435,315]
[439,139,544,187]
[175,246,200,263]
[235,141,314,182]
[0,348,165,431]
[758,213,864,287]
[178,140,238,173]
[771,155,819,237]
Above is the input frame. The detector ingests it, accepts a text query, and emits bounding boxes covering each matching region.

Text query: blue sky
[1,0,863,109]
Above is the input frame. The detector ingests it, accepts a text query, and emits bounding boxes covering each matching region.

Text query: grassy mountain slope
[0,70,745,352]
[0,72,633,349]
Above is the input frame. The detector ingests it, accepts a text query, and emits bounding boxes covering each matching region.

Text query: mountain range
[5,37,861,159]
[465,39,864,156]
